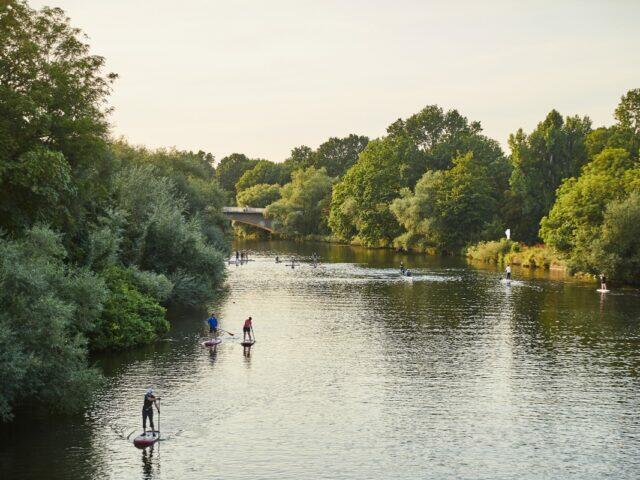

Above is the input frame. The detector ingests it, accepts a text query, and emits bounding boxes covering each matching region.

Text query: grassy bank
[466,239,565,270]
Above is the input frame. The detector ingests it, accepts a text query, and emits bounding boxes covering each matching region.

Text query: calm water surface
[2,240,640,479]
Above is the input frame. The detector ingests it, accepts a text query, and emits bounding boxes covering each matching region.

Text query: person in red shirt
[243,316,253,342]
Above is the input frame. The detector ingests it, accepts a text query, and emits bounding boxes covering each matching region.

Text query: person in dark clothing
[142,388,160,435]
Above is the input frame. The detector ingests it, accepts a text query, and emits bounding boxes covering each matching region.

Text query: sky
[30,0,640,163]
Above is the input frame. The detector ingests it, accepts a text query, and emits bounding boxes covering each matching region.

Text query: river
[2,239,640,479]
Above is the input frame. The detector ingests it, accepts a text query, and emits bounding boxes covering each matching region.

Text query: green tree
[266,167,333,235]
[540,148,640,276]
[0,226,106,421]
[236,183,281,208]
[214,153,258,200]
[507,110,592,242]
[235,160,291,194]
[329,136,418,245]
[0,1,116,239]
[391,153,499,251]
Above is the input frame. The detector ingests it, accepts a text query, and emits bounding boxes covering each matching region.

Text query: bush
[466,239,519,263]
[91,266,169,350]
[0,226,106,421]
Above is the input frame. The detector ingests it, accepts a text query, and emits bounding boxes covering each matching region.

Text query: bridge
[222,206,275,232]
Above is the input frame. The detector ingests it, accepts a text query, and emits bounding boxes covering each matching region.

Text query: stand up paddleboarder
[600,273,607,291]
[505,264,512,281]
[243,316,254,342]
[142,388,160,435]
[207,313,219,338]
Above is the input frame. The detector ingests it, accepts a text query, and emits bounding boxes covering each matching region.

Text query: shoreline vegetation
[0,2,230,421]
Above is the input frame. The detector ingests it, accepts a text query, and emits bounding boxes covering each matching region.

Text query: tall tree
[507,110,591,243]
[0,1,116,238]
[214,153,258,201]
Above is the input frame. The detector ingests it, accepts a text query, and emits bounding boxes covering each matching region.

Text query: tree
[266,167,333,235]
[540,148,640,277]
[214,153,258,201]
[236,183,281,208]
[507,110,592,242]
[0,226,106,421]
[391,153,499,251]
[314,135,369,177]
[0,1,116,240]
[329,136,418,245]
[590,192,640,284]
[235,160,291,194]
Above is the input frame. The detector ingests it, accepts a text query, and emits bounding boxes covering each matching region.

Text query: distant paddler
[505,264,512,281]
[599,273,608,291]
[400,262,405,274]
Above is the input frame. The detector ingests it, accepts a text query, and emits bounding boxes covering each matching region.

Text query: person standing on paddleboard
[142,388,160,435]
[243,316,253,342]
[505,264,512,281]
[600,273,607,291]
[207,313,219,338]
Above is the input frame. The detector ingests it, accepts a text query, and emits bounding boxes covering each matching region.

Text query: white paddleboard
[597,289,610,293]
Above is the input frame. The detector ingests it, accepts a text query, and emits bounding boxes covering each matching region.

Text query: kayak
[202,338,222,347]
[240,340,255,347]
[133,431,160,448]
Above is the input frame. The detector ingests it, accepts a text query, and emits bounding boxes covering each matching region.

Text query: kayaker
[505,264,512,281]
[243,316,253,342]
[207,313,219,338]
[142,388,160,435]
[600,273,607,291]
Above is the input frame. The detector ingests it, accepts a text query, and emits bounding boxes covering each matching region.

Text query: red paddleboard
[133,431,159,448]
[202,338,222,347]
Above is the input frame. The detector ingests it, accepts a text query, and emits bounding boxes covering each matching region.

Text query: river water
[2,239,640,479]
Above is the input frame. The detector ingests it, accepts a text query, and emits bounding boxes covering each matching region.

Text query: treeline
[0,2,230,420]
[221,93,640,284]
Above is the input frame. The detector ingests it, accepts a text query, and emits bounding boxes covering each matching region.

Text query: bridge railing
[222,206,266,214]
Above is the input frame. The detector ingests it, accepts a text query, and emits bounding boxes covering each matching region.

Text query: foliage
[391,153,501,251]
[590,192,640,284]
[236,183,281,208]
[91,266,169,350]
[0,0,116,240]
[540,148,640,278]
[507,110,592,243]
[214,153,258,201]
[0,226,106,421]
[466,239,519,264]
[235,160,291,195]
[329,136,418,245]
[284,135,369,177]
[266,167,333,235]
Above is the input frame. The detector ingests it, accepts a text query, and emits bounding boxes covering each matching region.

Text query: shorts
[243,326,251,334]
[209,326,218,334]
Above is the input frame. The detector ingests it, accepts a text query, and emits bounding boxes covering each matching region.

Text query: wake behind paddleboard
[240,340,255,347]
[597,289,610,293]
[202,338,222,347]
[133,431,159,448]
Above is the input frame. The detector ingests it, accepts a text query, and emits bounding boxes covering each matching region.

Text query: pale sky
[30,0,640,163]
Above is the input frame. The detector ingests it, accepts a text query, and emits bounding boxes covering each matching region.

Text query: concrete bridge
[222,206,275,232]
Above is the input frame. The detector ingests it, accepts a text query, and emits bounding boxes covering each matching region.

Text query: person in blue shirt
[207,314,219,338]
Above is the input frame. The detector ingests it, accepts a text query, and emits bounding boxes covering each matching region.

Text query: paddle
[219,328,235,336]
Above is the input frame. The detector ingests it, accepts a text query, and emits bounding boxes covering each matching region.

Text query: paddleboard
[133,431,160,448]
[202,338,222,347]
[240,340,255,347]
[597,289,610,293]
